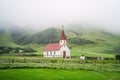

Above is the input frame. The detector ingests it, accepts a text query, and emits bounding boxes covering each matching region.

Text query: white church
[43,26,70,58]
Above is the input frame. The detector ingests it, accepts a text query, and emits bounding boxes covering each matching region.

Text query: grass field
[0,68,120,80]
[0,55,120,80]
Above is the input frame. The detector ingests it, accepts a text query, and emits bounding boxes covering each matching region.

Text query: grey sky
[0,0,120,32]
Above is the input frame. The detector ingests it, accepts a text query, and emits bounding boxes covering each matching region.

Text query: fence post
[11,58,14,63]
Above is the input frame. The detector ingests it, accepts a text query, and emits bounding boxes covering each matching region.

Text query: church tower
[59,26,67,45]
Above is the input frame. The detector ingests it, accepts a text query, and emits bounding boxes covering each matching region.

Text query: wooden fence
[0,53,115,60]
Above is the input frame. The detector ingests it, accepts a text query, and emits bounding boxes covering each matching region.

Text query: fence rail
[0,53,115,60]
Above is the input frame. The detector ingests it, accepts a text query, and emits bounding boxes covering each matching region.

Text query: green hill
[0,31,20,47]
[0,26,120,57]
[66,27,120,57]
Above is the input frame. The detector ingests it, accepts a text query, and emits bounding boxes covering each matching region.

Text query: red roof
[44,43,61,51]
[60,29,66,40]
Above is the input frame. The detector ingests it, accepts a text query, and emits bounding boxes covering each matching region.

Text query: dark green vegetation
[0,47,36,54]
[115,54,120,60]
[0,26,120,57]
[0,68,120,80]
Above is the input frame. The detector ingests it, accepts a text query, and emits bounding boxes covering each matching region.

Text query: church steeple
[60,26,66,40]
[60,26,67,45]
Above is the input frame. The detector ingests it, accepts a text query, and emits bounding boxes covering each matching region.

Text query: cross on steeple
[62,25,64,30]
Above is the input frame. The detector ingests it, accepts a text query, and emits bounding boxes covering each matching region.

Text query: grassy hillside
[0,31,21,47]
[65,27,120,57]
[0,27,120,57]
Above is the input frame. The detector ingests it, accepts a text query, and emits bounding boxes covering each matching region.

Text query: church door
[63,51,66,58]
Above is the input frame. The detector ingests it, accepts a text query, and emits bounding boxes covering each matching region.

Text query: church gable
[60,45,70,51]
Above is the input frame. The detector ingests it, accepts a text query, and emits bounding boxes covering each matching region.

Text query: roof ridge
[44,43,61,51]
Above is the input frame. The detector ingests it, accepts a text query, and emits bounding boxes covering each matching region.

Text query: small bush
[115,55,120,60]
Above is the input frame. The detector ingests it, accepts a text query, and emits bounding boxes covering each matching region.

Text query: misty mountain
[0,26,120,54]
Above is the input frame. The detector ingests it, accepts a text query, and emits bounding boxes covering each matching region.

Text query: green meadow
[0,68,120,80]
[0,55,120,80]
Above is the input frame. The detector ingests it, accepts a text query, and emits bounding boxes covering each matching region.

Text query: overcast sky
[0,0,120,32]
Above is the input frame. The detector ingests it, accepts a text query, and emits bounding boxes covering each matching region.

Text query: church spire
[60,25,67,45]
[60,25,66,40]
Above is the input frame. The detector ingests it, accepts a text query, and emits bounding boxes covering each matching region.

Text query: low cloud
[0,0,120,33]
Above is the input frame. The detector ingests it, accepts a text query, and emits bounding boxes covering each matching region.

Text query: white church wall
[43,50,63,57]
[43,45,70,58]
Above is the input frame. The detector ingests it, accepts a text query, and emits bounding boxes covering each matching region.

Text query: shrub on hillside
[68,38,96,45]
[113,46,120,54]
[115,55,120,60]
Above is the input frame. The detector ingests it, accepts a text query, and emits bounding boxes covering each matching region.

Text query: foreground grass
[0,68,120,80]
[0,56,120,72]
[0,56,120,80]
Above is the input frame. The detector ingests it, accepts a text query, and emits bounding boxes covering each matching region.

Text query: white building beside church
[43,27,70,58]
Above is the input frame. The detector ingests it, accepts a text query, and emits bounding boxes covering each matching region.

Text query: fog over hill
[0,0,120,33]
